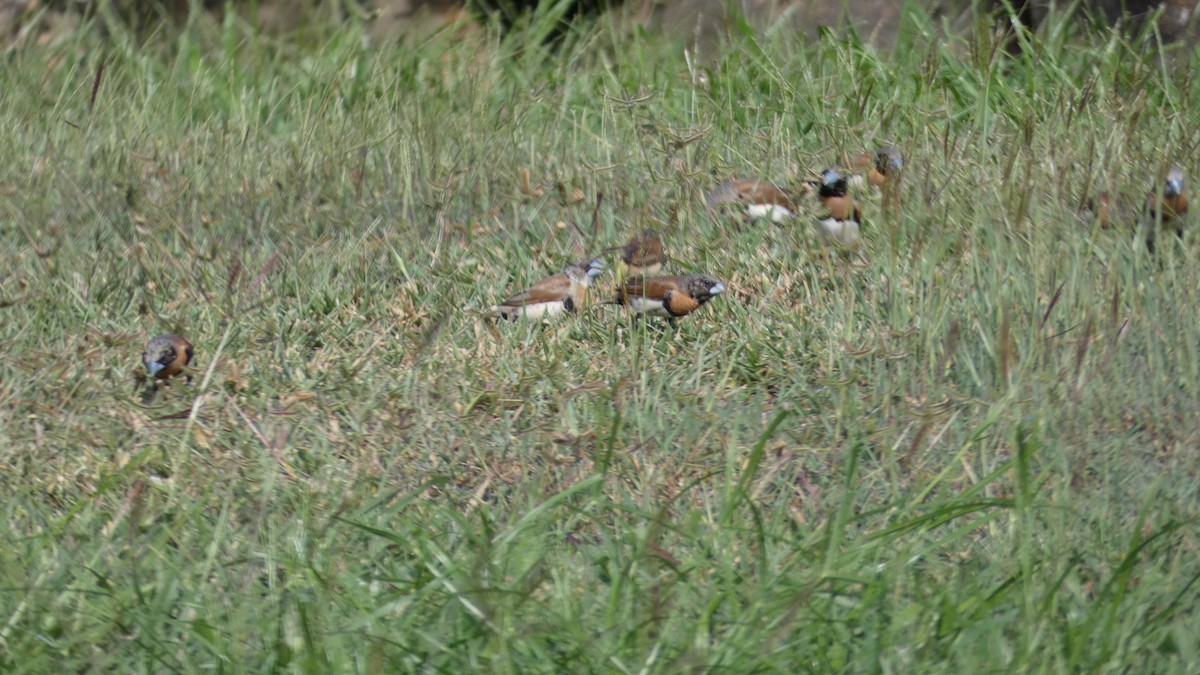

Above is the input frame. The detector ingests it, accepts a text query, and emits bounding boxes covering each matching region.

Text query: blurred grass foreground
[2,0,1200,671]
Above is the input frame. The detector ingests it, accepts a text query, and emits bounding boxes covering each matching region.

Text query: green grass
[2,4,1200,671]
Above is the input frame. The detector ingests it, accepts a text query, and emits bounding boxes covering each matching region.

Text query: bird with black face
[606,229,666,281]
[704,178,813,223]
[815,166,863,247]
[613,273,726,326]
[1143,165,1188,253]
[490,259,604,320]
[850,147,904,191]
[143,334,194,384]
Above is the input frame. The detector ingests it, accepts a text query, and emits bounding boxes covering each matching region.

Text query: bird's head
[1164,165,1185,197]
[878,147,904,174]
[566,259,605,286]
[686,274,726,303]
[819,166,849,197]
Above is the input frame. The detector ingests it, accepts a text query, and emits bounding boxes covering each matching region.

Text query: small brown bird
[614,273,726,324]
[1080,183,1147,231]
[606,229,666,278]
[850,147,904,190]
[704,178,810,223]
[815,166,863,246]
[143,334,194,382]
[1144,165,1188,253]
[490,259,604,320]
[1081,190,1114,229]
[1081,190,1133,231]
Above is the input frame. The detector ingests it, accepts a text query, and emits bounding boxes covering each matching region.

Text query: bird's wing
[620,276,680,302]
[625,236,665,267]
[738,181,796,210]
[849,152,874,171]
[706,179,795,211]
[501,274,571,306]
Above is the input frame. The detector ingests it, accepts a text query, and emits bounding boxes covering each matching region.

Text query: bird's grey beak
[890,156,904,171]
[822,169,840,186]
[1166,177,1184,197]
[710,282,726,295]
[587,259,605,277]
[147,361,165,376]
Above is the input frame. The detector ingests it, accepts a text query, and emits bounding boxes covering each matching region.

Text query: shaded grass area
[1,6,1199,671]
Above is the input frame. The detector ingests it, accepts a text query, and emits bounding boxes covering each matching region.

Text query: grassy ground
[2,5,1199,672]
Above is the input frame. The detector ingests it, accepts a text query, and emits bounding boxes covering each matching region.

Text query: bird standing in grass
[1143,165,1188,253]
[849,145,902,222]
[606,229,666,281]
[815,166,863,247]
[1079,184,1143,232]
[850,147,904,191]
[1080,190,1114,230]
[613,273,726,325]
[490,259,604,320]
[704,178,812,223]
[143,334,194,384]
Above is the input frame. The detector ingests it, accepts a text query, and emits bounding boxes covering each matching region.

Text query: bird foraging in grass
[613,273,726,325]
[1143,164,1188,253]
[851,147,904,221]
[815,166,863,247]
[1080,190,1115,230]
[849,147,904,191]
[1079,183,1142,232]
[605,229,666,280]
[143,334,194,384]
[704,178,812,223]
[490,259,604,320]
